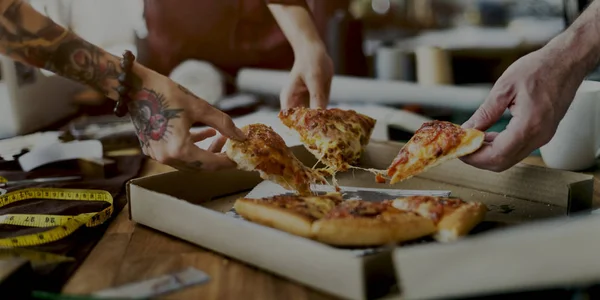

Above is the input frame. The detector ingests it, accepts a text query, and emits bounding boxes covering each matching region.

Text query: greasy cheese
[387,121,484,184]
[224,123,326,195]
[279,107,376,172]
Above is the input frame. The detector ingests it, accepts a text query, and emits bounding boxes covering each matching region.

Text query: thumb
[463,84,515,130]
[304,72,330,109]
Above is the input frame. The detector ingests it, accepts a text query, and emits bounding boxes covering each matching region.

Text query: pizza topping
[386,121,484,184]
[395,196,467,223]
[324,200,393,219]
[243,195,339,220]
[225,123,328,195]
[278,107,376,173]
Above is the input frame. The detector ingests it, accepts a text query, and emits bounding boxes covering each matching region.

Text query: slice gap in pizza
[391,196,487,242]
[224,123,331,196]
[386,120,484,184]
[278,107,377,173]
[233,193,343,238]
[311,200,436,247]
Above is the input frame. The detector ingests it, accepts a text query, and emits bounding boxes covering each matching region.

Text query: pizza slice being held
[391,196,487,242]
[233,193,343,238]
[311,200,436,247]
[224,123,327,196]
[278,107,376,173]
[386,120,484,184]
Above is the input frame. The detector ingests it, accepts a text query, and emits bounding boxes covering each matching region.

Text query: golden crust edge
[233,198,315,238]
[311,213,436,246]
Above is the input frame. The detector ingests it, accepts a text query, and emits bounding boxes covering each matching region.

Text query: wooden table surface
[61,155,600,299]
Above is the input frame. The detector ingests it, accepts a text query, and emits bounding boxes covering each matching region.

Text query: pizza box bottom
[126,141,594,300]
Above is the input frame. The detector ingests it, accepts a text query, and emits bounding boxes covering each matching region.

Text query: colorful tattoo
[128,89,184,147]
[0,1,119,96]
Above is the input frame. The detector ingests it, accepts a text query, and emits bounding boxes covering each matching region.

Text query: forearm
[0,0,152,100]
[545,0,600,75]
[266,2,325,54]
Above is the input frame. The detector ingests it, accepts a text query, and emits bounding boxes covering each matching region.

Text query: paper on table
[244,180,451,200]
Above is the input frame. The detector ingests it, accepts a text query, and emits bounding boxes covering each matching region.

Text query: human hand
[460,49,586,172]
[128,71,245,172]
[280,43,333,109]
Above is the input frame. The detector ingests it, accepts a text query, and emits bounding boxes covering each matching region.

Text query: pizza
[391,195,487,242]
[224,123,327,196]
[385,120,484,184]
[233,193,343,238]
[311,200,436,247]
[278,107,376,173]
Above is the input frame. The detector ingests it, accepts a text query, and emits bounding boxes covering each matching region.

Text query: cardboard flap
[393,213,600,300]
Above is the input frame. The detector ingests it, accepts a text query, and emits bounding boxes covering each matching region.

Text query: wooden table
[61,155,600,299]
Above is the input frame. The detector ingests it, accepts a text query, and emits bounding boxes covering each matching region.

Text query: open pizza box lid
[126,140,594,300]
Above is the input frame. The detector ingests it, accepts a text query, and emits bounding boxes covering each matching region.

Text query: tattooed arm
[0,0,245,171]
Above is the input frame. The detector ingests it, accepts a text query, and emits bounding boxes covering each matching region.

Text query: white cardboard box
[127,141,594,300]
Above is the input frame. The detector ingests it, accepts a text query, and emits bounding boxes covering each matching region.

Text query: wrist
[547,14,600,75]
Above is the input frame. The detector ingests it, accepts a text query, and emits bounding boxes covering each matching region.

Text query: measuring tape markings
[0,187,114,248]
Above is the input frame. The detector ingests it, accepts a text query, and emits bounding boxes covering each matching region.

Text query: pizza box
[126,140,594,300]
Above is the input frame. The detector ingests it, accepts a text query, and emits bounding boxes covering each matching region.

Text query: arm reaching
[266,1,333,109]
[0,0,128,100]
[0,0,246,171]
[460,0,600,171]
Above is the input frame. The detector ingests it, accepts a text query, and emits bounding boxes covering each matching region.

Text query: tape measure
[0,186,113,248]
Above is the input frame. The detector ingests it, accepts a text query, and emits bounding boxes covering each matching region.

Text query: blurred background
[0,0,589,150]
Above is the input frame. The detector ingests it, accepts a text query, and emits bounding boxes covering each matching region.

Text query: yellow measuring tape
[0,186,113,248]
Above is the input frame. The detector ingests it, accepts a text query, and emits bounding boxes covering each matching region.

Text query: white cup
[540,80,600,171]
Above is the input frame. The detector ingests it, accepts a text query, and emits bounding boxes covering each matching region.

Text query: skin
[0,0,331,172]
[268,4,334,109]
[460,0,600,172]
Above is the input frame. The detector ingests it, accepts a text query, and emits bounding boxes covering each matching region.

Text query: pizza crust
[387,121,485,184]
[435,202,487,242]
[234,198,315,238]
[311,212,436,247]
[391,196,487,242]
[278,107,376,173]
[224,123,327,195]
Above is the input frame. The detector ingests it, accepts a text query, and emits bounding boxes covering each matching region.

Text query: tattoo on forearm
[128,89,184,148]
[0,1,120,96]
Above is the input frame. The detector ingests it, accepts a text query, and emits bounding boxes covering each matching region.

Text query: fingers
[280,75,308,109]
[462,83,515,131]
[190,128,216,143]
[208,134,228,153]
[197,105,246,141]
[460,119,527,172]
[157,140,236,172]
[303,71,330,109]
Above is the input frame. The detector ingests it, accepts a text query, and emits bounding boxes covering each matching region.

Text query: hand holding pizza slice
[386,121,485,184]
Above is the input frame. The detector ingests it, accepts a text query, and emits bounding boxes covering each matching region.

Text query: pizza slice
[311,200,436,247]
[391,196,487,242]
[278,107,376,173]
[386,120,484,184]
[233,193,343,238]
[224,123,327,196]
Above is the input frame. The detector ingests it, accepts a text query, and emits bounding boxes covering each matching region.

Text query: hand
[280,43,333,109]
[460,49,585,172]
[128,71,245,172]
